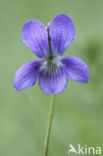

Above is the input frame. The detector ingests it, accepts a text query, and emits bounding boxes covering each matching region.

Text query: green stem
[44,94,55,156]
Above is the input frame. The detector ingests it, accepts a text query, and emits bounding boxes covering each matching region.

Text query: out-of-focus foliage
[0,0,103,156]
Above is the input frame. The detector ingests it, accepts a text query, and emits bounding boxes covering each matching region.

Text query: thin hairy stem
[44,94,55,156]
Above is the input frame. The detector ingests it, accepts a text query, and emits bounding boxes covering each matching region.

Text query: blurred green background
[0,0,103,156]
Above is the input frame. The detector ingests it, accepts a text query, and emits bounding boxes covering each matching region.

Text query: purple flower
[13,14,89,95]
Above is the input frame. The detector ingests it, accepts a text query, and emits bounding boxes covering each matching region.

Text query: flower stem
[44,94,55,156]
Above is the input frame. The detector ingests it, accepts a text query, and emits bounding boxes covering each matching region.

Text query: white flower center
[40,56,62,76]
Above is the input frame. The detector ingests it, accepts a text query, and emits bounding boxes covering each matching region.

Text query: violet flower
[13,14,89,94]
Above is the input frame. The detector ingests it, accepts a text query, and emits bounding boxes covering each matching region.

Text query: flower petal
[61,57,89,83]
[22,20,49,58]
[13,60,40,91]
[49,14,75,56]
[38,67,68,94]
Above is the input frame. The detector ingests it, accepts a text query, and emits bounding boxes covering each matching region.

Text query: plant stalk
[44,94,55,156]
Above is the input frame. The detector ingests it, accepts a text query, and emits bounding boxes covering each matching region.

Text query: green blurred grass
[0,0,103,156]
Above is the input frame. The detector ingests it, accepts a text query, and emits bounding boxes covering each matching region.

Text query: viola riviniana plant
[13,14,89,94]
[13,14,89,156]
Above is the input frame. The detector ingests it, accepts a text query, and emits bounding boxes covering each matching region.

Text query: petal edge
[49,14,75,56]
[22,20,49,58]
[13,60,40,91]
[61,57,89,83]
[38,67,68,94]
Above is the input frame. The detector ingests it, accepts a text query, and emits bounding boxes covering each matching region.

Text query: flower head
[13,14,89,94]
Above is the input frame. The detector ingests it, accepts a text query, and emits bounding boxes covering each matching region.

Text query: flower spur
[13,14,89,94]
